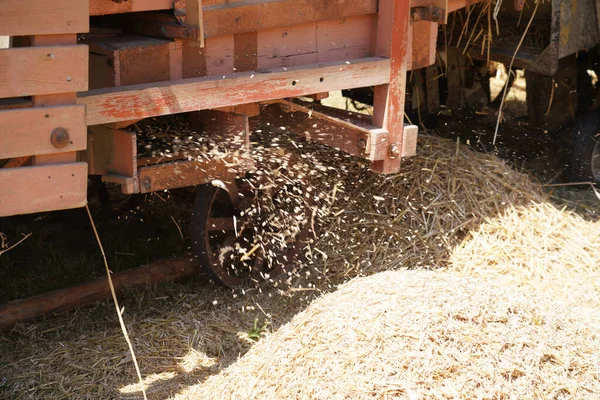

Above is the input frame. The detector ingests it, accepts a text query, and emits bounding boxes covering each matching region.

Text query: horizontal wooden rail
[0,163,87,217]
[0,46,88,99]
[0,0,89,36]
[0,105,86,159]
[79,57,390,125]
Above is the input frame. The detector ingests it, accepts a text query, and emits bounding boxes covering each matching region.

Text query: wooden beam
[0,46,88,99]
[371,0,411,174]
[138,156,247,193]
[89,0,172,15]
[0,0,89,36]
[80,57,390,125]
[186,0,205,48]
[0,105,86,159]
[201,0,377,38]
[87,126,138,193]
[0,257,199,330]
[0,163,87,217]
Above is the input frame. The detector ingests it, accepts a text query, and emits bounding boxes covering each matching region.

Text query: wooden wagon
[0,0,471,285]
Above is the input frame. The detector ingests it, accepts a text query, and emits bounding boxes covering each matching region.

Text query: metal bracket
[173,0,186,25]
[410,6,445,23]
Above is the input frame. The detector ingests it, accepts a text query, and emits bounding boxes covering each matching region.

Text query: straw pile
[181,269,600,399]
[449,201,600,318]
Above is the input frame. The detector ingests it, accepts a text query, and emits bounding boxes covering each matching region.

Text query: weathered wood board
[0,0,89,36]
[0,46,88,98]
[0,163,87,217]
[0,105,86,159]
[80,57,390,125]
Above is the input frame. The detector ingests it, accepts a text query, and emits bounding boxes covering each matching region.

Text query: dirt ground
[1,74,600,399]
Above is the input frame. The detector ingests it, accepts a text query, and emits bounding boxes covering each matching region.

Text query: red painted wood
[80,57,390,125]
[371,0,410,174]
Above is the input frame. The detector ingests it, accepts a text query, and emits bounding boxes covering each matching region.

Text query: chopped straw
[183,270,600,399]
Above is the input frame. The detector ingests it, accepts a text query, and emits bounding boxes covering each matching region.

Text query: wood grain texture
[0,0,89,36]
[0,163,87,217]
[89,0,172,15]
[0,46,88,98]
[202,0,377,38]
[80,57,390,125]
[257,23,318,69]
[0,105,86,159]
[316,15,376,63]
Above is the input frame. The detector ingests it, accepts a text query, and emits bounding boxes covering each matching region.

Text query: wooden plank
[138,156,246,193]
[0,0,89,36]
[270,101,390,161]
[0,46,88,99]
[0,105,86,159]
[410,21,438,70]
[205,35,235,75]
[202,0,377,38]
[316,16,376,63]
[0,163,87,217]
[80,57,390,125]
[234,32,258,72]
[87,126,137,185]
[371,0,411,174]
[257,23,317,69]
[90,0,172,15]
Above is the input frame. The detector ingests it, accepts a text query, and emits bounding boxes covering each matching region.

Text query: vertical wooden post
[186,0,205,48]
[371,0,411,174]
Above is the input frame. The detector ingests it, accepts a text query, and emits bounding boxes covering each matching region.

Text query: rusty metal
[410,6,445,23]
[50,127,70,149]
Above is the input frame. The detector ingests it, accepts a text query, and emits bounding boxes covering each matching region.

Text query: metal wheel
[191,162,314,288]
[568,110,600,185]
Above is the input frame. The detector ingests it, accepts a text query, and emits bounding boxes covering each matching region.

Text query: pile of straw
[182,269,600,399]
[449,201,600,317]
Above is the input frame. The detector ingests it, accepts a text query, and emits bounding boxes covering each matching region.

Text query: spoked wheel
[191,159,315,287]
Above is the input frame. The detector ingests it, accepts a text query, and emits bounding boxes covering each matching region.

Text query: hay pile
[449,202,600,317]
[181,270,600,399]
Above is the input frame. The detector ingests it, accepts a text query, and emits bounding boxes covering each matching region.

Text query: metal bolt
[66,76,72,82]
[431,9,441,21]
[50,128,70,149]
[388,144,400,159]
[48,53,55,59]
